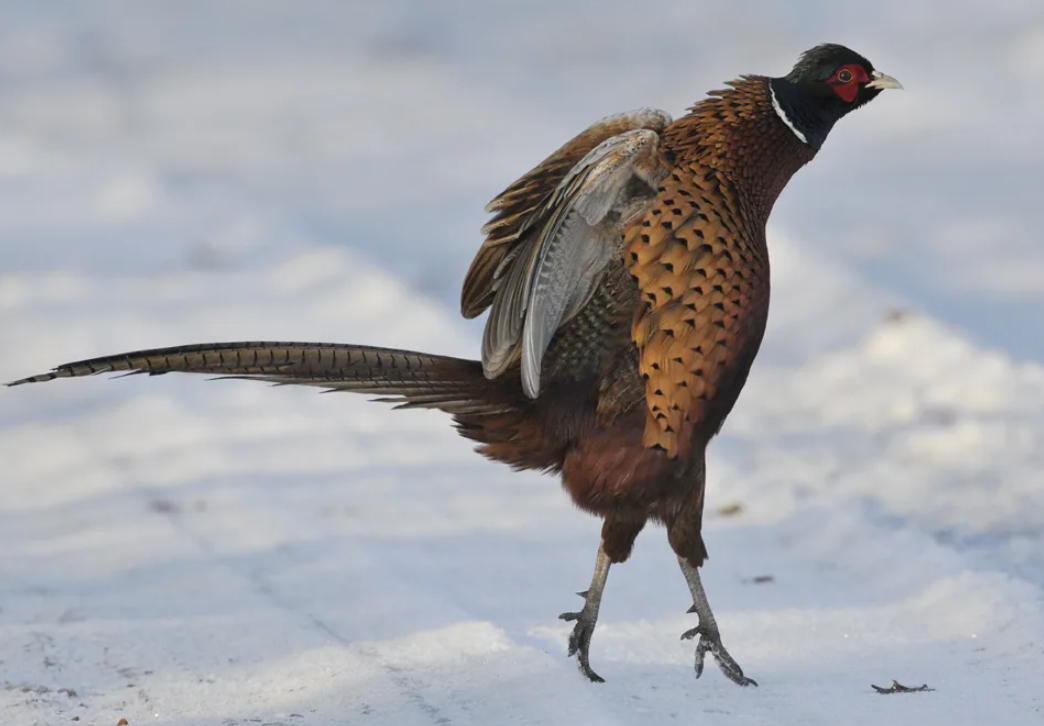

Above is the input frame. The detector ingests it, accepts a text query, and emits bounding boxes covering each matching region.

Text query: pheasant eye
[837,69,853,83]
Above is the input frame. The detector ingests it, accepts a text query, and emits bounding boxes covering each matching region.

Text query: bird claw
[559,607,605,683]
[681,626,757,687]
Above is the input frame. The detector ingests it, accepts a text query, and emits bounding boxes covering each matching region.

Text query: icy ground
[2,3,1044,725]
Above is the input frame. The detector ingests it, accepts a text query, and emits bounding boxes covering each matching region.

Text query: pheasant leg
[559,544,611,682]
[678,557,757,687]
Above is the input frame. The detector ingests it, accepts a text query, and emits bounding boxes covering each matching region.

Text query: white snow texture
[2,3,1044,725]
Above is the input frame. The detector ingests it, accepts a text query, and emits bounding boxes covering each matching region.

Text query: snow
[2,2,1044,724]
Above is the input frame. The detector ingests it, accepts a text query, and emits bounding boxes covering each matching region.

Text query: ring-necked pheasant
[8,44,900,686]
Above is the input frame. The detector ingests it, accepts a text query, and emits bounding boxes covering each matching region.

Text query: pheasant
[8,44,900,686]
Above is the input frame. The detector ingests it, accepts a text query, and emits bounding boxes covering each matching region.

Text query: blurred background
[2,2,1044,724]
[1,0,1042,355]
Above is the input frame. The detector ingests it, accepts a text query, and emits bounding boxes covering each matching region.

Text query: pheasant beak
[866,70,903,90]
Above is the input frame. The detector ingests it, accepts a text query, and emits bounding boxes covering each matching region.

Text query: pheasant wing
[471,110,673,398]
[461,108,672,319]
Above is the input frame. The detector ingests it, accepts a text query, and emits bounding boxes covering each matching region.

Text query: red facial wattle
[829,64,870,103]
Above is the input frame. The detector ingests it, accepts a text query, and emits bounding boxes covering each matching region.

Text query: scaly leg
[678,557,757,687]
[559,544,611,683]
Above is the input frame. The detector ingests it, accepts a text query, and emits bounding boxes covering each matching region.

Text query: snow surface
[2,2,1044,725]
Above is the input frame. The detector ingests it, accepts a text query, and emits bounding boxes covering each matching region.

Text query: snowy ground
[2,3,1044,725]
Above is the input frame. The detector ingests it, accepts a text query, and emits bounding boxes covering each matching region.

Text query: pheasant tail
[6,341,510,416]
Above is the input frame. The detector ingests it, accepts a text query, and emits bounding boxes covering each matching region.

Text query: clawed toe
[677,559,757,687]
[561,610,604,682]
[561,549,610,683]
[685,626,757,687]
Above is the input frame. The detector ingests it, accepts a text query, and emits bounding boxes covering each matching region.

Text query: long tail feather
[7,341,511,415]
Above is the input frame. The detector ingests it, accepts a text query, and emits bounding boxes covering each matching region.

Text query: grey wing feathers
[6,341,507,415]
[476,115,671,398]
[462,108,672,319]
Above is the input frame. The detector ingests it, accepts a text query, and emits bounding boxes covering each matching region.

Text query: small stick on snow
[871,680,935,694]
